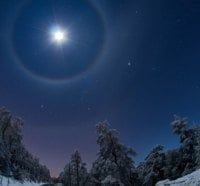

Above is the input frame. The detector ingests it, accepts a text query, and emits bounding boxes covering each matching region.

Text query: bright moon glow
[54,31,65,41]
[51,27,68,44]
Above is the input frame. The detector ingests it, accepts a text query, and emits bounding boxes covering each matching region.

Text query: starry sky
[1,0,200,176]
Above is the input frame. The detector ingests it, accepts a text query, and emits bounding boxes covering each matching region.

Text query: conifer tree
[91,121,136,185]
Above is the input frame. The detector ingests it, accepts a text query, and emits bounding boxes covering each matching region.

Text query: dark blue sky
[1,0,200,176]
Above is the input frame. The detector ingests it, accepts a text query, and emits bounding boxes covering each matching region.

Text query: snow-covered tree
[59,151,89,186]
[0,107,51,183]
[71,151,89,186]
[91,121,137,186]
[137,145,165,186]
[171,115,196,175]
[0,107,12,178]
[163,148,183,180]
[194,126,200,169]
[59,163,72,186]
[172,115,188,143]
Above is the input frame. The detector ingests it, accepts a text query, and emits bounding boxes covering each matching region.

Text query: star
[128,62,132,66]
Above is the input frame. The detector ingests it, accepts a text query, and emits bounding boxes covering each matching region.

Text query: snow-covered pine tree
[137,145,165,186]
[172,115,188,143]
[91,121,137,186]
[0,107,12,178]
[59,151,89,186]
[171,115,196,175]
[9,117,24,181]
[0,107,51,183]
[70,150,89,186]
[59,163,72,186]
[194,126,200,169]
[163,148,183,180]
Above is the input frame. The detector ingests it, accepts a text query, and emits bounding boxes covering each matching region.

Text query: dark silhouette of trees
[58,151,89,186]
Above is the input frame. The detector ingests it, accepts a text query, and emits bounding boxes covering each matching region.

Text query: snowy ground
[0,176,46,186]
[156,169,200,186]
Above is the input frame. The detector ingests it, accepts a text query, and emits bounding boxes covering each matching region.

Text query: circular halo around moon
[11,0,106,83]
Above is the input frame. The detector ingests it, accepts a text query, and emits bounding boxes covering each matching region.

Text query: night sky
[0,0,200,176]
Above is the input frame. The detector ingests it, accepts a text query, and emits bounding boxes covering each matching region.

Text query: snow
[101,175,123,185]
[156,169,200,186]
[0,176,45,186]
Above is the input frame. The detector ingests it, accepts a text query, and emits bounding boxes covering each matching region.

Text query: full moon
[51,27,68,44]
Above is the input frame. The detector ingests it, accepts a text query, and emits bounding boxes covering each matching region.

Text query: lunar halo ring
[9,0,107,84]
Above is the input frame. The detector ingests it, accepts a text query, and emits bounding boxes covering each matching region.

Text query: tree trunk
[76,158,79,186]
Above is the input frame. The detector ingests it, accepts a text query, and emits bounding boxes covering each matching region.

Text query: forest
[0,107,200,186]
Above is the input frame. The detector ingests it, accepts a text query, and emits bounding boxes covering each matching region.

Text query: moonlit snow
[0,176,45,186]
[156,169,200,186]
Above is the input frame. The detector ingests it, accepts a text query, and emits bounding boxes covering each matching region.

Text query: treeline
[0,107,51,183]
[1,106,200,186]
[57,116,200,186]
